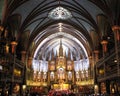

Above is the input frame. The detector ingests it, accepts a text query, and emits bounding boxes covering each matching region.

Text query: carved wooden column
[112,26,120,41]
[0,26,4,38]
[10,41,17,95]
[94,50,99,94]
[21,51,26,63]
[94,50,99,62]
[112,25,120,75]
[5,44,9,53]
[101,40,108,56]
[89,56,93,79]
[27,57,32,68]
[47,72,50,84]
[101,40,108,78]
[11,41,17,54]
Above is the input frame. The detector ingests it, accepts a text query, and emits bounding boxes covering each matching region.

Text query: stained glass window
[48,7,72,20]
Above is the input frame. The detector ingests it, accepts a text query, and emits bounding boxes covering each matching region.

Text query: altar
[52,83,70,90]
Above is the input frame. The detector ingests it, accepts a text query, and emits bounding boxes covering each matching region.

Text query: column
[101,40,108,56]
[10,41,17,95]
[0,26,4,37]
[112,26,120,41]
[21,51,26,63]
[47,72,50,84]
[72,70,75,84]
[89,56,93,79]
[5,44,9,53]
[11,41,17,54]
[112,25,120,76]
[101,40,108,79]
[20,51,26,95]
[94,50,99,94]
[94,50,99,62]
[27,57,32,68]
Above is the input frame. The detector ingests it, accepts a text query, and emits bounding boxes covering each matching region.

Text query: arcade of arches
[0,0,120,96]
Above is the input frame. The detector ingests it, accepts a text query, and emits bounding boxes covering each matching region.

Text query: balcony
[96,47,120,82]
[0,53,25,83]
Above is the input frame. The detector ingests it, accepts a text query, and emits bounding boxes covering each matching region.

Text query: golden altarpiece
[48,41,74,90]
[27,41,93,93]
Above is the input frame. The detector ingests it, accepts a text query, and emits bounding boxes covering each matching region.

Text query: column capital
[27,57,33,68]
[11,41,18,46]
[101,40,108,53]
[0,25,4,31]
[11,41,18,54]
[112,25,120,41]
[21,51,26,63]
[112,25,120,31]
[94,50,99,54]
[101,40,108,45]
[21,51,26,54]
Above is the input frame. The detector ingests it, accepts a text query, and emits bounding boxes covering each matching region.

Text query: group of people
[48,90,76,96]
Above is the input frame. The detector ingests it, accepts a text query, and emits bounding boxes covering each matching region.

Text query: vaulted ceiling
[1,0,120,60]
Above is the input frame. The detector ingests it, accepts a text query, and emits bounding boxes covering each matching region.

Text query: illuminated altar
[30,40,91,92]
[48,41,74,90]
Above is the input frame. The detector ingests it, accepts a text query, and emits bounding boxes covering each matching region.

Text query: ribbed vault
[1,0,120,65]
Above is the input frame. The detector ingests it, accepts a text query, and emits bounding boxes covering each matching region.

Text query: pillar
[47,72,50,84]
[94,50,99,62]
[21,51,26,63]
[89,56,93,78]
[112,25,120,76]
[27,57,32,68]
[5,44,9,53]
[9,41,17,95]
[112,26,120,41]
[0,26,4,37]
[72,70,75,84]
[94,50,99,94]
[21,51,26,95]
[101,40,108,55]
[11,41,17,54]
[93,50,99,74]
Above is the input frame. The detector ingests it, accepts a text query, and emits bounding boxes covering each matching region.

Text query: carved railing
[0,53,25,83]
[96,46,120,81]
